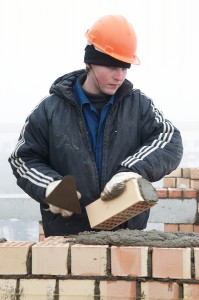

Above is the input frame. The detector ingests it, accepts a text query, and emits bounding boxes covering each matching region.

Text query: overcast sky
[1,0,199,124]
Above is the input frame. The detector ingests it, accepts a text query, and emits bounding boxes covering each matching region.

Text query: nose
[113,68,125,81]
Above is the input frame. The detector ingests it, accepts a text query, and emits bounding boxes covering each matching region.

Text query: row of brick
[165,224,199,233]
[1,236,199,279]
[157,188,197,199]
[163,167,199,189]
[165,168,199,179]
[1,278,199,299]
[163,177,199,189]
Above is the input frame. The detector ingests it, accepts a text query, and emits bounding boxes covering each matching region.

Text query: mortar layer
[74,229,199,248]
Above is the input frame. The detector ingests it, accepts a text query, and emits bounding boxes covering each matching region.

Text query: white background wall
[1,0,199,124]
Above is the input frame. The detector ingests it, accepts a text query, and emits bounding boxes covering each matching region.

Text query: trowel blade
[44,176,81,214]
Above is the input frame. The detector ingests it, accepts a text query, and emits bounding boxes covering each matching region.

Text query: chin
[103,88,117,95]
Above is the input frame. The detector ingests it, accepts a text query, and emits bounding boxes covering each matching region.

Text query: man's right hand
[101,172,142,200]
[45,180,81,217]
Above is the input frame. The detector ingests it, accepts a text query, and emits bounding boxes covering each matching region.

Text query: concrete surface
[149,198,198,223]
[0,195,41,221]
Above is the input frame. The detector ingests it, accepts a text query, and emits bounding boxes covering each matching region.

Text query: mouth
[109,83,121,89]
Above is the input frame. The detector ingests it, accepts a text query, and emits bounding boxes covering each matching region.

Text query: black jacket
[8,69,183,235]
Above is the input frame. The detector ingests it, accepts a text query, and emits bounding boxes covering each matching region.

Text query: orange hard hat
[85,15,140,65]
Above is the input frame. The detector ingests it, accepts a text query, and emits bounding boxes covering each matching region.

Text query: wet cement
[74,229,199,248]
[1,229,199,248]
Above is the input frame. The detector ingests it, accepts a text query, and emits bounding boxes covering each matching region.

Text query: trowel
[44,176,81,214]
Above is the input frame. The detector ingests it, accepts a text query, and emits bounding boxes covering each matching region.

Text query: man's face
[86,65,128,95]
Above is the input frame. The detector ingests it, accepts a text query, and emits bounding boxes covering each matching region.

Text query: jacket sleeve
[8,99,63,203]
[119,91,183,182]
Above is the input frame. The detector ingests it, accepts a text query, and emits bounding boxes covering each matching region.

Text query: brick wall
[1,167,199,299]
[158,167,199,233]
[1,235,199,299]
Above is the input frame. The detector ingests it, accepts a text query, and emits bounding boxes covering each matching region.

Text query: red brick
[0,279,17,298]
[182,168,191,178]
[194,225,199,233]
[111,246,148,277]
[141,281,179,299]
[19,279,56,299]
[176,178,190,189]
[71,244,108,276]
[191,179,199,189]
[86,179,156,230]
[39,222,44,241]
[100,280,137,299]
[39,234,45,242]
[168,188,182,198]
[179,224,194,232]
[165,168,182,177]
[0,241,34,275]
[59,279,95,298]
[182,189,197,198]
[163,178,176,188]
[39,222,44,234]
[194,248,199,279]
[164,224,179,232]
[156,188,168,198]
[152,247,191,279]
[32,238,70,275]
[184,283,199,299]
[190,168,199,179]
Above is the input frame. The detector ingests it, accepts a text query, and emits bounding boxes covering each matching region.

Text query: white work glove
[45,180,81,217]
[101,172,142,201]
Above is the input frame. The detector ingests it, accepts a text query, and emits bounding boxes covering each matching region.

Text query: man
[8,15,183,237]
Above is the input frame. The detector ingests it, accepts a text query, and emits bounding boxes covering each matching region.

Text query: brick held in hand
[86,178,158,230]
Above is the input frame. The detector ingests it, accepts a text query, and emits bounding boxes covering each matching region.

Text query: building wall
[0,236,199,299]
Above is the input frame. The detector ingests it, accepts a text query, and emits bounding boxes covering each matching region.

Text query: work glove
[101,172,142,201]
[45,180,81,217]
